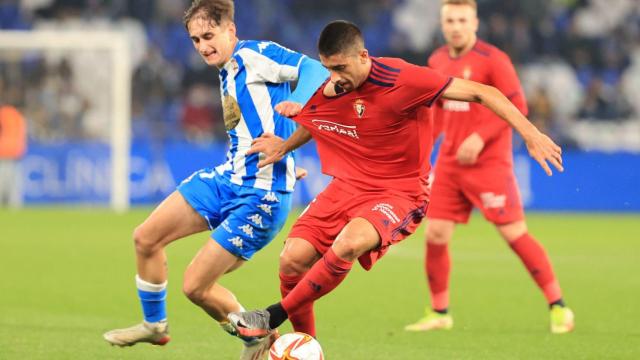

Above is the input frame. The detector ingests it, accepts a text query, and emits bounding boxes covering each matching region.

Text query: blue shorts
[178,168,292,260]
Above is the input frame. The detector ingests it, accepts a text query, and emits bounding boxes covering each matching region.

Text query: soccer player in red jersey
[404,0,574,334]
[228,20,564,339]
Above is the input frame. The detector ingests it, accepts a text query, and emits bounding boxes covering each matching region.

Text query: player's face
[320,49,370,92]
[188,16,237,68]
[441,4,478,51]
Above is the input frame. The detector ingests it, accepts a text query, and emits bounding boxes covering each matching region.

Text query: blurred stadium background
[1,0,639,359]
[0,0,639,210]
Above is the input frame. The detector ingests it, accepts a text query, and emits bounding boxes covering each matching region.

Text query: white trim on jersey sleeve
[238,48,301,84]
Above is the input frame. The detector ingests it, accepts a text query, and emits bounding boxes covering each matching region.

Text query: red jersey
[428,40,528,167]
[294,57,452,195]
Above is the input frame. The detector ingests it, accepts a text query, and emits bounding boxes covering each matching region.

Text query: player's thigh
[288,180,354,258]
[279,237,322,275]
[135,191,209,248]
[461,166,524,225]
[427,168,473,224]
[425,218,456,245]
[333,217,382,261]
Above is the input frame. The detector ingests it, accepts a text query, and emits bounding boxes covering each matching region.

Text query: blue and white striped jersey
[215,40,306,192]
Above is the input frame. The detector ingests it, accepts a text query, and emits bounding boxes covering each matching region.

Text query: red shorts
[426,164,524,225]
[289,179,428,270]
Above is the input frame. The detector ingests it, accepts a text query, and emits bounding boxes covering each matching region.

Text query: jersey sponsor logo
[372,203,400,224]
[261,191,280,203]
[442,100,471,112]
[247,213,264,228]
[311,119,359,139]
[229,236,244,249]
[480,192,507,209]
[238,224,255,238]
[258,203,273,216]
[353,99,366,118]
[222,94,241,130]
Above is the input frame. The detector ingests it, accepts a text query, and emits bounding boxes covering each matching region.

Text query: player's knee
[426,225,451,245]
[332,236,366,261]
[498,221,528,243]
[279,251,311,276]
[182,279,208,305]
[133,225,161,257]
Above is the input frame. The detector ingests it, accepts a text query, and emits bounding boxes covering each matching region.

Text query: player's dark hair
[318,20,364,57]
[184,0,234,29]
[441,0,477,10]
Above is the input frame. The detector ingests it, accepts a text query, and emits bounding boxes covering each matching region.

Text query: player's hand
[275,101,304,117]
[247,133,286,168]
[524,130,564,176]
[456,132,485,165]
[295,166,308,180]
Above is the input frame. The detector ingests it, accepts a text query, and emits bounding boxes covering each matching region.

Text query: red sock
[510,233,562,303]
[426,243,450,311]
[281,248,353,315]
[280,273,316,337]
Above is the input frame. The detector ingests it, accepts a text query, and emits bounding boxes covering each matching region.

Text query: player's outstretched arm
[247,127,313,168]
[276,57,329,117]
[442,78,563,176]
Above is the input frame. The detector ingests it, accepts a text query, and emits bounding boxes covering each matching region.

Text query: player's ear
[226,21,237,36]
[359,49,369,64]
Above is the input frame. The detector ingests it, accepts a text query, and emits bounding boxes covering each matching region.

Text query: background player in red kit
[228,20,564,339]
[404,0,574,334]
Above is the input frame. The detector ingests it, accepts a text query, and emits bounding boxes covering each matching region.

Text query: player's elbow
[473,83,499,104]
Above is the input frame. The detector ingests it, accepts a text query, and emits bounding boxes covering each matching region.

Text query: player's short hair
[318,20,364,57]
[441,0,477,10]
[184,0,234,29]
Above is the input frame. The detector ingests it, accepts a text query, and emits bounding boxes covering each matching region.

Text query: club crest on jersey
[230,58,239,71]
[353,99,366,118]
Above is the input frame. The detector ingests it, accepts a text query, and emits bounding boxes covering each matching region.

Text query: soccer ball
[269,332,324,360]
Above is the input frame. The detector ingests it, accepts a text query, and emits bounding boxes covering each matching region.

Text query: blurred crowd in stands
[1,0,639,150]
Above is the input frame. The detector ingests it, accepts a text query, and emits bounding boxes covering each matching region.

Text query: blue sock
[136,275,167,323]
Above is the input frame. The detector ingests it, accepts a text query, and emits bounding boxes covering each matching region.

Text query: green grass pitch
[1,208,639,359]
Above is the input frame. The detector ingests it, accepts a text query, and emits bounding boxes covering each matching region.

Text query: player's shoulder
[428,45,450,65]
[371,56,408,70]
[239,40,299,56]
[473,39,511,62]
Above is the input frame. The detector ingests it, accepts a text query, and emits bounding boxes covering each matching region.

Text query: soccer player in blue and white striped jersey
[103,1,328,358]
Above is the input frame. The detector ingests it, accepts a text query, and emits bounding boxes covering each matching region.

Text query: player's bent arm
[288,57,329,105]
[442,78,532,136]
[248,126,313,168]
[275,58,328,118]
[281,126,313,153]
[442,78,564,176]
